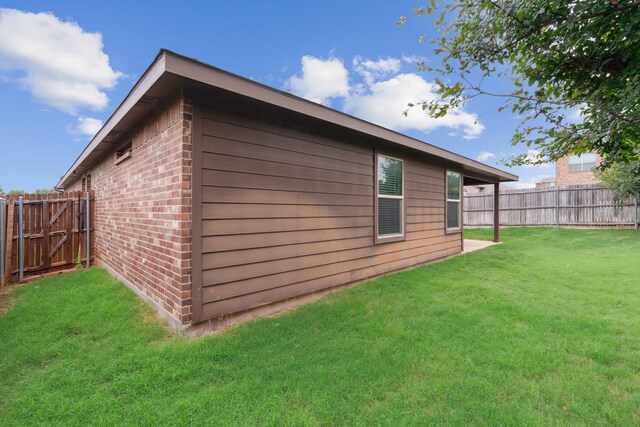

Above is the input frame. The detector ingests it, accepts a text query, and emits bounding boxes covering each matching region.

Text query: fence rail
[464,185,639,227]
[0,191,94,286]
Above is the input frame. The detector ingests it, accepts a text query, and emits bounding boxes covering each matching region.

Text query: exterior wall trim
[191,103,204,323]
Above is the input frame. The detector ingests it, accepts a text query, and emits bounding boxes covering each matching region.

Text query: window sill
[375,234,406,244]
[114,151,132,165]
[446,227,462,235]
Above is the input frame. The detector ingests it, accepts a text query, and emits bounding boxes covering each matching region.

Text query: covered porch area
[463,175,504,243]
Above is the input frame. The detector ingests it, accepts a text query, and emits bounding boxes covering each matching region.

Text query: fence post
[556,187,560,228]
[493,183,500,242]
[635,194,638,230]
[18,196,24,282]
[0,198,6,287]
[85,191,90,268]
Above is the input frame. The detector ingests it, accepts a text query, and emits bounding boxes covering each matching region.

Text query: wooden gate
[0,192,94,285]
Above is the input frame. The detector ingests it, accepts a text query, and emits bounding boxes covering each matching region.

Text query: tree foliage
[400,0,640,167]
[0,187,58,196]
[598,160,640,199]
[32,188,59,195]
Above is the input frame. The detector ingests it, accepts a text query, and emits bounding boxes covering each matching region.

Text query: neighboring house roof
[57,49,517,189]
[538,177,556,183]
[464,183,515,193]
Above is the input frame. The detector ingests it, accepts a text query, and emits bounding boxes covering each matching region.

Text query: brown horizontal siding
[203,106,373,155]
[406,206,445,216]
[203,234,459,288]
[203,187,374,206]
[406,187,446,200]
[203,239,460,305]
[406,219,447,232]
[203,152,372,185]
[202,116,373,165]
[202,216,374,236]
[406,228,448,241]
[405,197,446,207]
[203,169,373,196]
[406,214,446,225]
[405,163,445,180]
[202,226,373,253]
[201,244,461,319]
[405,181,444,194]
[204,236,374,269]
[202,136,373,177]
[203,203,373,219]
[193,105,461,323]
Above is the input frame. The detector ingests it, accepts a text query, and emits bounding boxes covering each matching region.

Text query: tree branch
[479,1,640,58]
[461,84,639,124]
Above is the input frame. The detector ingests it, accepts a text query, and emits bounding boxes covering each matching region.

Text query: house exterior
[535,177,556,189]
[555,153,601,186]
[58,50,517,333]
[464,183,514,194]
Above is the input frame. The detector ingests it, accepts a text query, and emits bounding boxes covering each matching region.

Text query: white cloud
[566,104,587,123]
[285,54,486,139]
[78,117,102,136]
[521,149,552,168]
[67,116,102,138]
[477,151,495,162]
[353,56,401,85]
[511,174,553,189]
[286,56,349,105]
[401,55,428,64]
[344,73,484,139]
[511,180,537,189]
[0,8,123,113]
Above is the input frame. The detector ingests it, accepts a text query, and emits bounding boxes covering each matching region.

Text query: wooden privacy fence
[0,191,94,286]
[464,185,639,227]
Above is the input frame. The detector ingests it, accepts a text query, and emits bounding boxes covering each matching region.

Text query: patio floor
[463,239,500,254]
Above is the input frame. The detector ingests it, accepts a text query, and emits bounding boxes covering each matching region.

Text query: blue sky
[0,1,555,192]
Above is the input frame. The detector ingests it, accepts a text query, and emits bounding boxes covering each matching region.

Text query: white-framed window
[377,154,404,239]
[446,171,461,231]
[568,153,597,172]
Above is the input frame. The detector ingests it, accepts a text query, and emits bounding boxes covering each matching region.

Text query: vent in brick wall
[115,141,133,165]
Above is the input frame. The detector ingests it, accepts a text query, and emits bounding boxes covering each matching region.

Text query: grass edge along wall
[58,49,516,333]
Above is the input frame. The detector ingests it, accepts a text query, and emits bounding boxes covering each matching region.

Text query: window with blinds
[377,155,404,239]
[447,171,461,230]
[568,153,597,172]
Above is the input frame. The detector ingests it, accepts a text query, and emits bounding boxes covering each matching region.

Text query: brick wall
[66,94,193,326]
[555,155,601,187]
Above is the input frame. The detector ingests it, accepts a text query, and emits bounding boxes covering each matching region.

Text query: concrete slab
[463,239,500,254]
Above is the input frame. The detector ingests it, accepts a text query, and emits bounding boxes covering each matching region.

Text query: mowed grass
[1,228,640,425]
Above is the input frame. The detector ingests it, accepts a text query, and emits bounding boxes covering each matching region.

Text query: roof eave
[57,49,517,189]
[162,50,517,183]
[56,52,169,189]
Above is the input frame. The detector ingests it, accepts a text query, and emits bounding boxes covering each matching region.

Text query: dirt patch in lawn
[0,286,16,316]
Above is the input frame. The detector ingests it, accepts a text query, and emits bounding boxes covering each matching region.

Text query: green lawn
[1,228,640,425]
